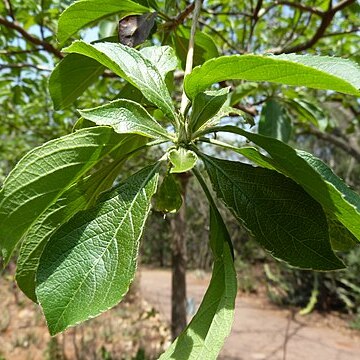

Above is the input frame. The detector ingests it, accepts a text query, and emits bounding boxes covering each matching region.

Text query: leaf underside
[169,148,198,173]
[0,127,131,264]
[79,99,171,140]
[15,135,146,302]
[63,41,177,121]
[36,164,159,335]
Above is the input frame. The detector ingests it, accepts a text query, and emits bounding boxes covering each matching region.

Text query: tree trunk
[170,172,190,340]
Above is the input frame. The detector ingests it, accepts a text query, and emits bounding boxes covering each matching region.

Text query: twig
[0,63,52,71]
[163,2,195,31]
[275,7,303,49]
[203,8,253,17]
[269,1,323,16]
[199,20,241,54]
[180,0,203,114]
[246,0,263,51]
[282,310,296,360]
[321,27,360,37]
[233,103,258,117]
[4,0,15,20]
[0,17,63,58]
[0,48,43,55]
[40,0,45,41]
[298,126,360,162]
[278,0,356,53]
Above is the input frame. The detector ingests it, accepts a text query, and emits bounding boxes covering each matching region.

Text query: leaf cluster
[1,1,360,359]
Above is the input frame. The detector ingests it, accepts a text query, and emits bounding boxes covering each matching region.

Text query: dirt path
[139,268,360,360]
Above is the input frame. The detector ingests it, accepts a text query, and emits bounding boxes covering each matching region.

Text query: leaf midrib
[50,166,158,333]
[204,155,339,267]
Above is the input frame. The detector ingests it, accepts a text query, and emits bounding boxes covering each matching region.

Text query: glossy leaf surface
[172,26,219,69]
[328,218,358,252]
[258,99,292,142]
[190,87,229,133]
[154,173,183,213]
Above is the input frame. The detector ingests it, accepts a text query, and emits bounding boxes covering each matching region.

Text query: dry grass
[0,266,169,360]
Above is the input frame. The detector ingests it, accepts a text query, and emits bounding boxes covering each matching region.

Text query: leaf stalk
[179,0,203,114]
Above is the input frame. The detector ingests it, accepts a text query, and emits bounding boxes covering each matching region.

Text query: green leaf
[230,83,258,105]
[160,178,236,359]
[0,127,134,264]
[258,99,292,142]
[296,151,360,212]
[15,135,146,302]
[49,54,104,110]
[63,41,177,121]
[78,99,173,140]
[114,82,150,106]
[207,126,360,245]
[190,87,229,133]
[98,20,118,38]
[185,54,360,99]
[282,98,320,126]
[172,26,219,69]
[36,164,159,335]
[194,107,249,136]
[57,0,149,43]
[154,173,182,213]
[140,46,178,79]
[169,148,198,173]
[134,0,158,9]
[202,155,344,270]
[328,218,358,252]
[234,146,277,170]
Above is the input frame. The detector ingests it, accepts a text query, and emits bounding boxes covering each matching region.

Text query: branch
[203,9,253,17]
[270,1,323,16]
[4,0,15,20]
[299,126,360,162]
[322,27,360,37]
[247,0,263,51]
[0,63,52,71]
[0,17,63,59]
[331,0,357,12]
[0,48,43,55]
[278,0,356,53]
[199,20,242,54]
[233,103,258,117]
[163,2,195,31]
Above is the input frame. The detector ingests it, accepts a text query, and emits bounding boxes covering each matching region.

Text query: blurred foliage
[264,247,360,315]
